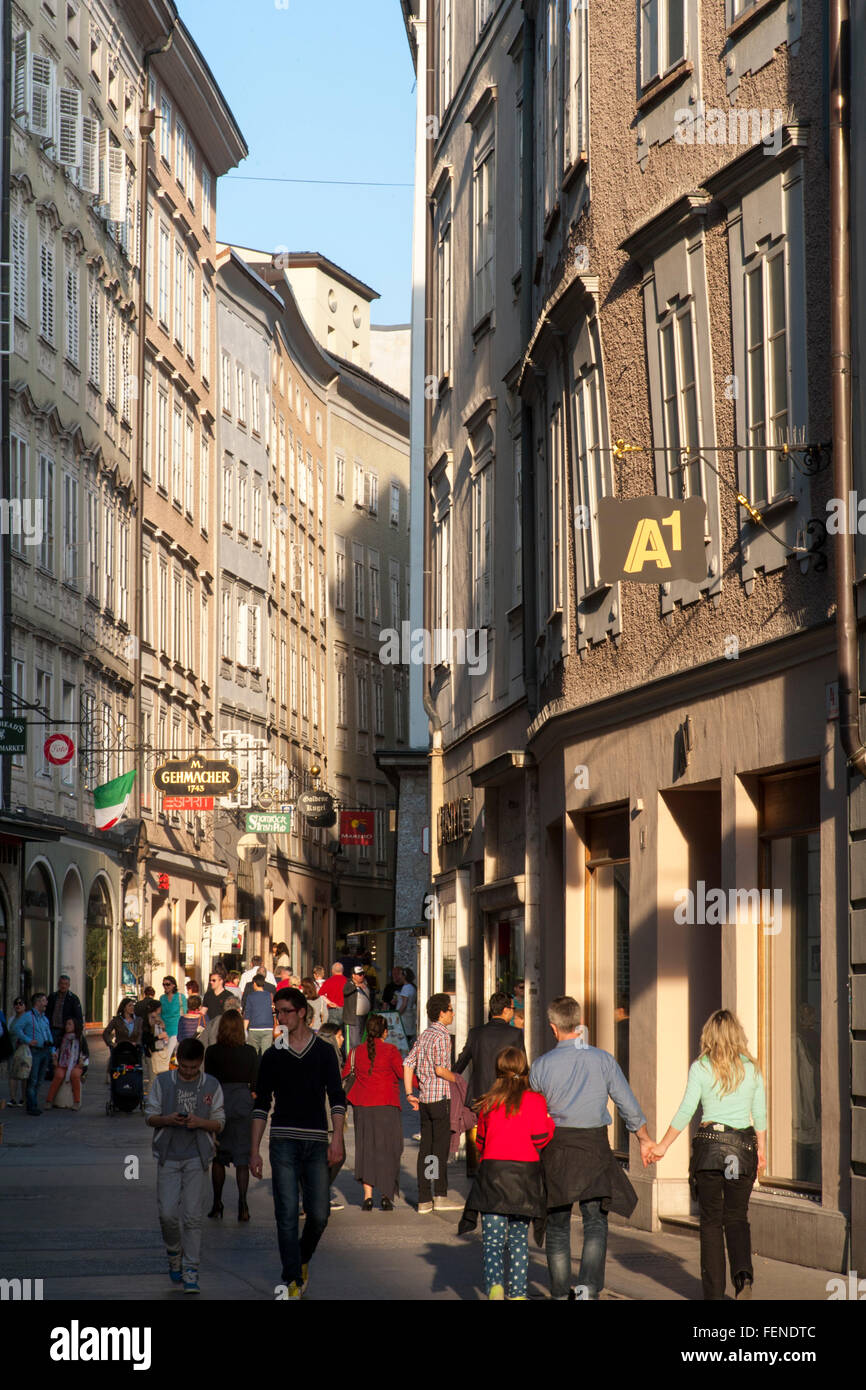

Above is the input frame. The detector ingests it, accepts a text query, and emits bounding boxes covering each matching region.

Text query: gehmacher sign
[598,497,707,584]
[152,756,240,795]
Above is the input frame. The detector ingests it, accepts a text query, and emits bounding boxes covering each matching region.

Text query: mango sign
[598,496,707,584]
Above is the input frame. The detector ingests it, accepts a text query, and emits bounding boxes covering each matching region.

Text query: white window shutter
[31,54,54,140]
[108,145,126,223]
[81,118,99,194]
[236,601,248,664]
[13,31,30,120]
[57,87,83,170]
[82,116,100,193]
[97,126,108,203]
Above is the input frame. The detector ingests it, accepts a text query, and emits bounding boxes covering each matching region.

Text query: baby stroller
[106,1040,144,1114]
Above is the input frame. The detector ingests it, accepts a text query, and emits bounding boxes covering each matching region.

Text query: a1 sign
[0,719,27,756]
[598,496,707,584]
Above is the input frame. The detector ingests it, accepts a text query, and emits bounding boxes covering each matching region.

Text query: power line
[224,173,413,189]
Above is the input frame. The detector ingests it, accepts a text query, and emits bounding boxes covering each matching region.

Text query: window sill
[745,491,797,522]
[472,310,494,346]
[543,202,561,241]
[561,153,588,195]
[580,581,612,601]
[636,59,694,112]
[726,0,784,41]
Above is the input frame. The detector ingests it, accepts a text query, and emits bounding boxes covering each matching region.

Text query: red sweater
[318,974,346,1007]
[475,1090,555,1162]
[342,1040,404,1107]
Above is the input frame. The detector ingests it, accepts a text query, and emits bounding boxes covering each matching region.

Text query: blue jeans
[26,1045,53,1111]
[546,1200,608,1299]
[270,1137,330,1285]
[482,1213,531,1297]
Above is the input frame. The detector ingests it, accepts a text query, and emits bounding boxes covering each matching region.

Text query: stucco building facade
[407,0,850,1270]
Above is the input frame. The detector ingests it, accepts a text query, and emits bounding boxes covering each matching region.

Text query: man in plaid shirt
[404,993,463,1213]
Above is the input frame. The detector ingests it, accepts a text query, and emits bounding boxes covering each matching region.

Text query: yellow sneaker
[488,1284,505,1300]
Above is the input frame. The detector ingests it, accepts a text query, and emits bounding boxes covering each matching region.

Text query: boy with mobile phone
[145,1037,225,1293]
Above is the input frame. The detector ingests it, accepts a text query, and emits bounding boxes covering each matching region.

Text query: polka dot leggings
[482,1213,531,1298]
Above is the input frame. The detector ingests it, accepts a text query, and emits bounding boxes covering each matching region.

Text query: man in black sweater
[250,987,345,1300]
[454,991,524,1176]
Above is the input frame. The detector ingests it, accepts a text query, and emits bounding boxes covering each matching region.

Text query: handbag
[343,1046,357,1100]
[11,1043,33,1080]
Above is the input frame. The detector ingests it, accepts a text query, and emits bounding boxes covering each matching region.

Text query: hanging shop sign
[44,732,75,765]
[0,719,27,756]
[598,496,707,584]
[340,810,375,846]
[245,811,293,834]
[296,790,336,827]
[212,919,247,952]
[438,797,472,845]
[152,756,240,795]
[163,795,215,811]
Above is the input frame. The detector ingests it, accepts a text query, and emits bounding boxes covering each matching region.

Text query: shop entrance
[485,908,525,1019]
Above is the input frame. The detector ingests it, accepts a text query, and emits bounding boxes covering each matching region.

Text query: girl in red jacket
[459,1046,555,1300]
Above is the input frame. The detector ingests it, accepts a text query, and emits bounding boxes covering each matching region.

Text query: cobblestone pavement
[0,1041,839,1302]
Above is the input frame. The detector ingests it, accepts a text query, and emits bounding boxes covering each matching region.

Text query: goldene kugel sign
[296,790,336,827]
[598,496,707,584]
[152,755,240,794]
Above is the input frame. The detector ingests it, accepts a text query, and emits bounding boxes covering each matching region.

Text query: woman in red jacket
[458,1046,555,1300]
[342,1014,409,1210]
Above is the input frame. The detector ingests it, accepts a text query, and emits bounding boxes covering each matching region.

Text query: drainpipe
[521,11,538,720]
[830,0,866,773]
[422,0,440,738]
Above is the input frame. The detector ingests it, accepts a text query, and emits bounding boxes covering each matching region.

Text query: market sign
[0,718,27,756]
[340,810,374,846]
[163,795,215,811]
[245,811,293,834]
[598,496,707,584]
[152,756,240,794]
[296,790,336,827]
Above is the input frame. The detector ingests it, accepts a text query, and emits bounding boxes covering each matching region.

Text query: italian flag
[94,770,136,830]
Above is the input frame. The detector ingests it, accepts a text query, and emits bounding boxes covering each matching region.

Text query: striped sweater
[252,1033,346,1143]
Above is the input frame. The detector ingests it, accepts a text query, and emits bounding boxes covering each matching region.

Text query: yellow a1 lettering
[624,518,672,573]
[661,509,682,550]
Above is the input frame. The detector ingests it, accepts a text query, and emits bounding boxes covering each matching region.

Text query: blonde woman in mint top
[647,1010,766,1301]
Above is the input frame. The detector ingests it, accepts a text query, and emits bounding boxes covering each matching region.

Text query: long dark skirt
[215,1082,254,1167]
[352,1105,403,1197]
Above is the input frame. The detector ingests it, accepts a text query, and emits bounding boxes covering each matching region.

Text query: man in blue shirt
[529,995,654,1300]
[12,992,57,1115]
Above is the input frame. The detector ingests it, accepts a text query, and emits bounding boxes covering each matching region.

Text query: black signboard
[598,496,707,584]
[153,756,240,794]
[296,790,336,828]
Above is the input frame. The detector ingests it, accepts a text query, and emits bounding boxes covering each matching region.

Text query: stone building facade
[406,0,849,1270]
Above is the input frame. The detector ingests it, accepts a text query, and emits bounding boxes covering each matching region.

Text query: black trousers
[694,1170,755,1300]
[417,1098,450,1201]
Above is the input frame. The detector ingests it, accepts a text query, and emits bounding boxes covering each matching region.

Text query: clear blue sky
[180,0,417,324]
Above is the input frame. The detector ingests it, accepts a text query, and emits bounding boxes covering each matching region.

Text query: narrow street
[0,1042,837,1303]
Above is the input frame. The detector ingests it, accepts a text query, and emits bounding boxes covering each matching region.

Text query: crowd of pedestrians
[0,952,766,1302]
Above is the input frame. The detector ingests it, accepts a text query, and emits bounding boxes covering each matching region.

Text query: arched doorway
[85,877,114,1025]
[22,863,56,1001]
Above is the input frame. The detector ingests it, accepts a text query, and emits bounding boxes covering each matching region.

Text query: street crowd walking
[1,950,768,1303]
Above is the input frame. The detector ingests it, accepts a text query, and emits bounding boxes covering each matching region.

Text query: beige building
[407,0,849,1271]
[231,251,411,975]
[131,13,246,987]
[7,0,148,1021]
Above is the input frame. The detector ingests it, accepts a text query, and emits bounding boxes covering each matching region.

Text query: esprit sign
[598,497,707,584]
[152,756,240,794]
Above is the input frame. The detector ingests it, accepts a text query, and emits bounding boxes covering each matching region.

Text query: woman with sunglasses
[158,977,187,1064]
